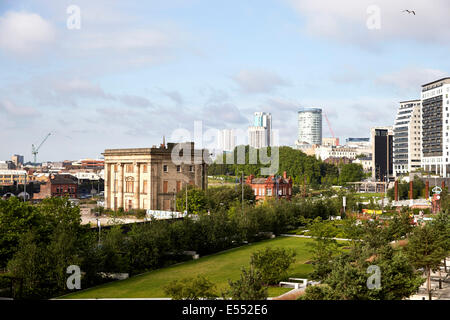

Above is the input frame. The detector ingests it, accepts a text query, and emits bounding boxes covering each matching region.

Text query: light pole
[241,171,244,214]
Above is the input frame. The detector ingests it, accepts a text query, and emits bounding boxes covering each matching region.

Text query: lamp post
[241,171,244,214]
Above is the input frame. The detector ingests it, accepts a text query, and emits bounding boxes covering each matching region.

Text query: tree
[7,231,45,299]
[0,197,44,268]
[338,163,364,185]
[225,267,268,300]
[176,186,207,214]
[308,218,339,280]
[405,224,445,300]
[250,247,296,285]
[384,211,414,242]
[302,245,423,300]
[163,275,217,300]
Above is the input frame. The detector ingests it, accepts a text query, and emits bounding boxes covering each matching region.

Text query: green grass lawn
[60,236,315,299]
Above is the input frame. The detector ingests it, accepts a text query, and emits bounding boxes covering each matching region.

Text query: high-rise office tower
[248,112,272,148]
[371,127,393,181]
[420,77,450,177]
[393,100,422,177]
[296,108,322,146]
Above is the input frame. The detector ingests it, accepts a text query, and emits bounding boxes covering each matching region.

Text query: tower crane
[32,133,51,164]
[323,112,337,143]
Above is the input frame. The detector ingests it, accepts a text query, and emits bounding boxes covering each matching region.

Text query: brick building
[245,172,293,201]
[103,142,209,212]
[33,174,78,199]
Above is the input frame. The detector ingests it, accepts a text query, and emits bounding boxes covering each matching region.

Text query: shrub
[250,247,296,285]
[225,267,268,300]
[163,275,217,300]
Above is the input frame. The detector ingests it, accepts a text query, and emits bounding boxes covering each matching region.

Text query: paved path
[280,234,355,242]
[408,260,450,300]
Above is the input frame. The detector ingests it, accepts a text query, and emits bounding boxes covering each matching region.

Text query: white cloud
[375,68,448,92]
[232,69,290,94]
[287,0,450,47]
[0,99,40,117]
[0,11,56,55]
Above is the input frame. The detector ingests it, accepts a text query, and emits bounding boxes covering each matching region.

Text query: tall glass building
[296,108,322,145]
[248,112,272,148]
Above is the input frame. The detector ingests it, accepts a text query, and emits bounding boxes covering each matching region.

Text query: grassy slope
[61,236,315,299]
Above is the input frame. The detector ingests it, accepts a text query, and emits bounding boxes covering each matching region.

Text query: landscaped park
[60,236,325,299]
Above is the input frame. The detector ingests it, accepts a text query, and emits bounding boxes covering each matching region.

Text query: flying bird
[402,9,416,15]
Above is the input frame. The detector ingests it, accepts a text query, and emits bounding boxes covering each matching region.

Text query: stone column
[134,162,140,209]
[118,163,123,209]
[150,162,153,210]
[104,163,110,209]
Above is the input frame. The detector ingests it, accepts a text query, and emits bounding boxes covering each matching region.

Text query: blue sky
[0,0,449,161]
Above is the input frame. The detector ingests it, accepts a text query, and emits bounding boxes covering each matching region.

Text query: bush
[225,267,268,300]
[163,275,217,300]
[250,247,296,285]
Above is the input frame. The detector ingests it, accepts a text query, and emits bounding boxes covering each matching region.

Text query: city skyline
[1,1,450,161]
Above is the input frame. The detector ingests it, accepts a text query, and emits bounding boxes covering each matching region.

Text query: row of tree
[302,212,450,300]
[0,191,344,299]
[207,146,365,187]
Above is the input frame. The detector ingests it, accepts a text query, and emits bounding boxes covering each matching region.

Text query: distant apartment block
[353,157,373,173]
[0,170,27,186]
[103,142,208,212]
[315,145,358,161]
[248,112,272,149]
[0,161,15,170]
[71,159,105,170]
[11,154,24,167]
[420,77,450,177]
[322,137,340,147]
[393,100,422,177]
[218,129,237,152]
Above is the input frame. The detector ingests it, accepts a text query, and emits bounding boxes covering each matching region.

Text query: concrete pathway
[280,234,355,242]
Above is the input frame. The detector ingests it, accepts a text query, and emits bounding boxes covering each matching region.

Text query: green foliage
[207,146,339,187]
[338,163,365,184]
[176,186,207,214]
[308,217,339,280]
[302,244,423,300]
[0,197,43,268]
[163,275,217,300]
[225,267,268,300]
[387,178,426,200]
[250,247,296,285]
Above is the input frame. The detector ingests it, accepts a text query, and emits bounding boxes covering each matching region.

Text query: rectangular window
[163,165,168,172]
[163,181,168,193]
[189,165,194,172]
[163,199,170,211]
[176,181,181,192]
[126,181,134,193]
[143,180,148,194]
[177,165,181,172]
[114,164,118,172]
[143,164,148,173]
